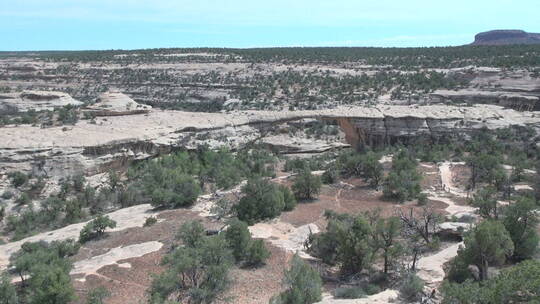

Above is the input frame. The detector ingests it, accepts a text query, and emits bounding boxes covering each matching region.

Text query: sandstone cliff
[1,104,538,182]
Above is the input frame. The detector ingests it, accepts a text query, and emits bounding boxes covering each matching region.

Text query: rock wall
[430,90,540,111]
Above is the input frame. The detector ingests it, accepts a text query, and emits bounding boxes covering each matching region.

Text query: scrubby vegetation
[149,220,270,303]
[442,259,540,303]
[1,146,277,240]
[235,177,290,224]
[292,170,322,201]
[383,150,423,203]
[224,219,270,267]
[4,239,80,304]
[270,254,322,304]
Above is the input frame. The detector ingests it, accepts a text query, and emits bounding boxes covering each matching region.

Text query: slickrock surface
[71,241,163,282]
[0,204,157,270]
[84,91,151,116]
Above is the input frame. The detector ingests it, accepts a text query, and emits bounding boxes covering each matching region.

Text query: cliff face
[1,104,539,182]
[471,30,540,45]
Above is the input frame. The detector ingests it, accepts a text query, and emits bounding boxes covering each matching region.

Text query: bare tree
[396,206,441,271]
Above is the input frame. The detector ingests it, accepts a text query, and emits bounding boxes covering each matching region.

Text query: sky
[1,0,539,51]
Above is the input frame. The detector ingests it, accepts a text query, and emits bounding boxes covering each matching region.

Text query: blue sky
[1,0,539,51]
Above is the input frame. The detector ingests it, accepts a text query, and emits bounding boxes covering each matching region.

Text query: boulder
[436,222,471,240]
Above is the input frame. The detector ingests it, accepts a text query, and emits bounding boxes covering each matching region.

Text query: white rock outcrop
[84,91,151,116]
[0,90,83,113]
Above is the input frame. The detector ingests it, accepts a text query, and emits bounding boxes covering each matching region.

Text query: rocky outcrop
[1,104,539,181]
[0,90,83,114]
[430,89,540,111]
[471,30,540,45]
[84,91,151,116]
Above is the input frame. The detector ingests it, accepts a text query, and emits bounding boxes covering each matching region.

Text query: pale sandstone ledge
[0,104,539,180]
[1,104,538,149]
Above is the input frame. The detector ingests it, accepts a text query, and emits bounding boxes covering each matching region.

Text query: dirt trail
[416,242,462,287]
[0,204,158,270]
[439,162,468,198]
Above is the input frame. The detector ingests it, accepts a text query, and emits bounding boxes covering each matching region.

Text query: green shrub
[235,177,285,224]
[8,172,28,188]
[0,271,18,304]
[177,220,205,248]
[149,172,201,209]
[442,259,540,303]
[149,234,233,304]
[86,287,110,304]
[502,196,539,260]
[9,240,79,304]
[224,219,252,262]
[417,193,428,206]
[321,168,338,184]
[284,158,309,172]
[270,254,322,304]
[383,150,422,203]
[364,284,381,295]
[72,175,86,192]
[333,287,366,299]
[280,185,297,211]
[143,216,158,227]
[336,150,382,188]
[292,170,322,201]
[1,191,14,200]
[79,215,117,243]
[399,272,424,302]
[244,239,270,267]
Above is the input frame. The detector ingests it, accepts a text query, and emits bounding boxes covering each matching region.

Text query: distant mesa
[471,29,540,45]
